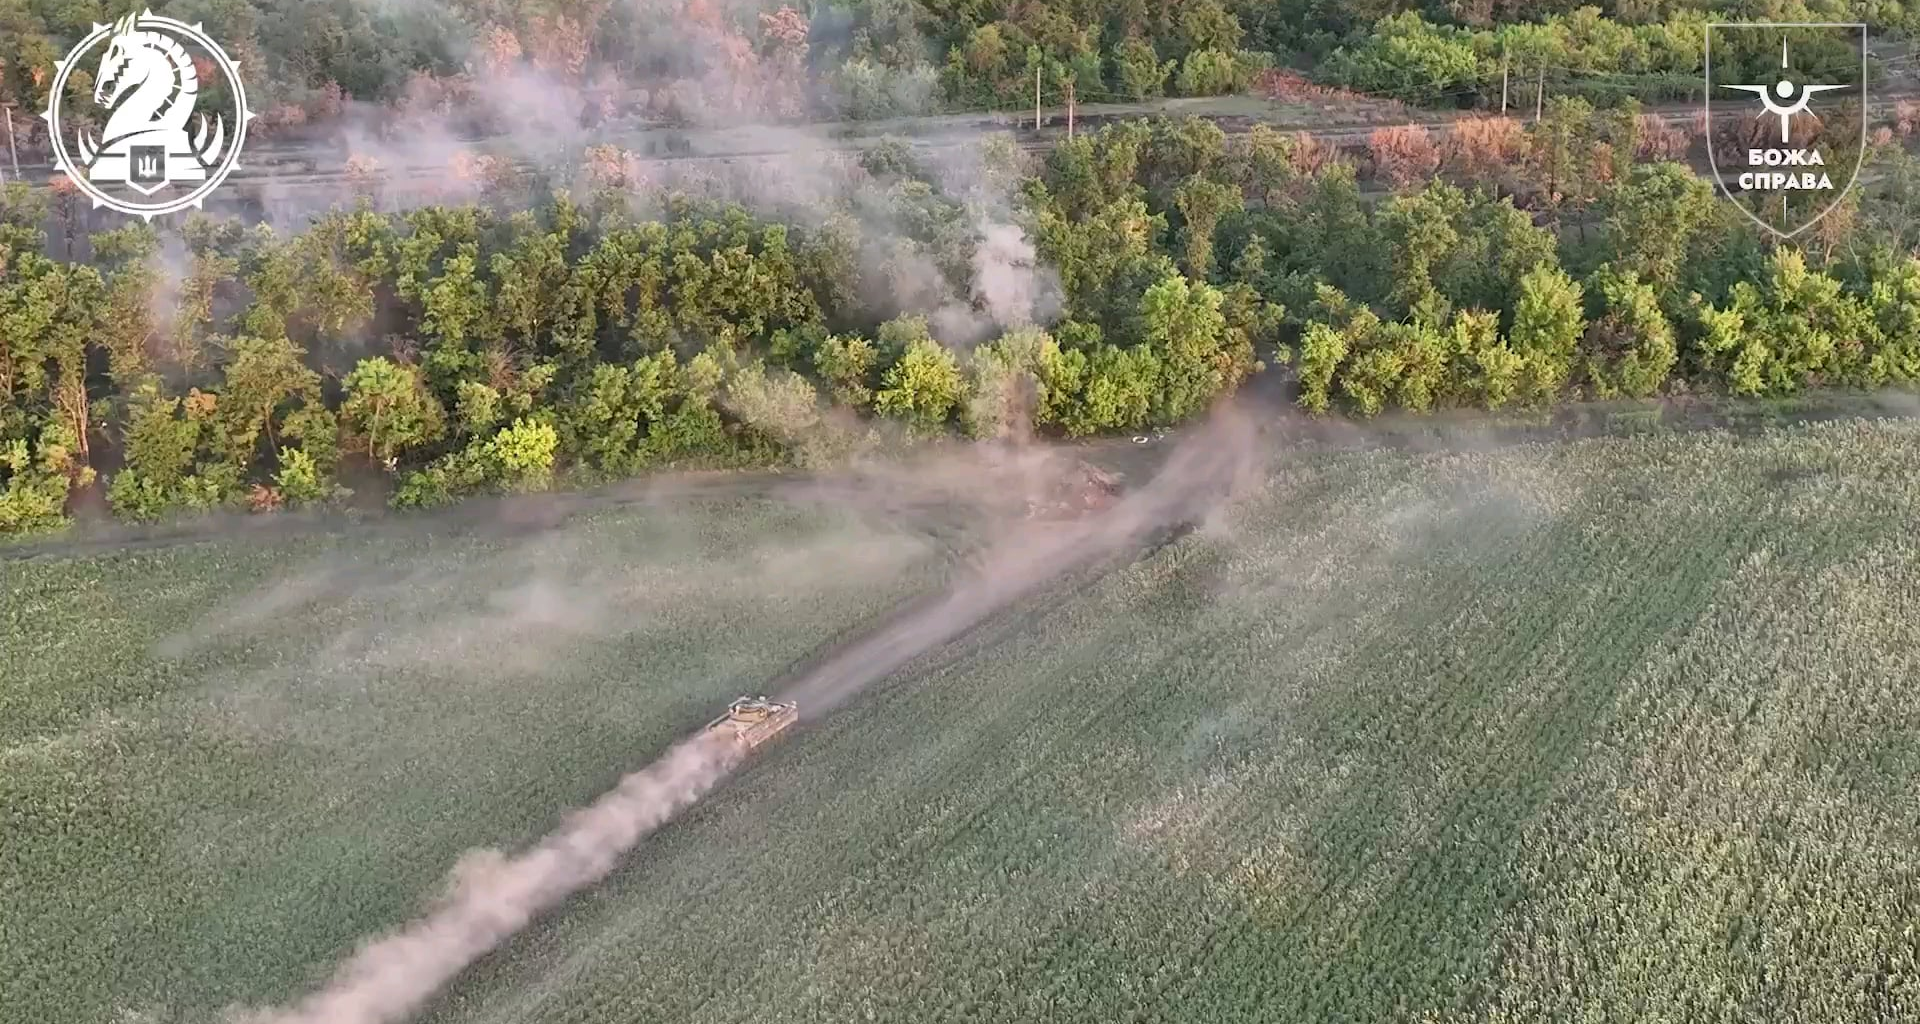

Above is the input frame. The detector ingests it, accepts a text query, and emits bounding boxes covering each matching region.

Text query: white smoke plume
[231,733,743,1024]
[971,219,1061,330]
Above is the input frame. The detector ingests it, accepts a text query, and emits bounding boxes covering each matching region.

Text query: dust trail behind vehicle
[234,735,740,1024]
[235,406,1261,1024]
[779,407,1262,716]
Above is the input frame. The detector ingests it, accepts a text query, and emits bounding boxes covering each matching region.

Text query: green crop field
[7,421,1920,1024]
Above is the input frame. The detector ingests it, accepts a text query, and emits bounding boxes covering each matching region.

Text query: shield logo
[127,144,168,194]
[1704,22,1867,240]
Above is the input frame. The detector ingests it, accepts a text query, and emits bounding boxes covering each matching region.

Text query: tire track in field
[652,520,1236,1020]
[849,456,1428,1019]
[527,554,1152,1024]
[645,419,1258,1022]
[752,459,1574,1014]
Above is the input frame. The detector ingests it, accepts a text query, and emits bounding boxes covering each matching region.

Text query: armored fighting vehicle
[703,696,799,752]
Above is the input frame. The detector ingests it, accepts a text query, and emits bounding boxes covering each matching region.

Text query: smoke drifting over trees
[8,1,1920,547]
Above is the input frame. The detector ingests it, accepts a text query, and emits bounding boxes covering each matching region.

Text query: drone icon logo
[1703,22,1866,240]
[1721,38,1848,144]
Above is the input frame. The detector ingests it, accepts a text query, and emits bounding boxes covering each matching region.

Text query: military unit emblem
[42,9,253,219]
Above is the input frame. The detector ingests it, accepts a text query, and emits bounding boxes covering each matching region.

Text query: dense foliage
[3,0,1917,139]
[8,422,1920,1022]
[1,118,1285,534]
[13,100,1920,535]
[1315,2,1880,107]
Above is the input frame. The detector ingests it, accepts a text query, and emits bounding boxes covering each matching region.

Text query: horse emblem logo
[41,10,253,219]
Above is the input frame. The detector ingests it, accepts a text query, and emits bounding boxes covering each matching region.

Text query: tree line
[5,0,1917,147]
[0,122,1269,534]
[1315,2,1885,108]
[10,106,1920,535]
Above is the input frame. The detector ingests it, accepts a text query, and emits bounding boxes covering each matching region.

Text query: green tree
[1527,95,1597,215]
[1115,34,1172,99]
[1509,264,1587,405]
[1441,195,1560,318]
[168,241,240,375]
[1300,164,1386,303]
[0,438,74,535]
[1598,163,1718,298]
[1447,308,1521,409]
[560,352,678,477]
[419,245,492,388]
[1320,13,1484,106]
[486,417,559,492]
[1173,175,1244,280]
[455,379,505,437]
[273,447,335,507]
[1339,344,1403,417]
[726,363,823,449]
[1581,268,1676,399]
[1055,344,1158,435]
[1296,320,1350,414]
[875,338,967,431]
[1597,97,1644,185]
[1387,319,1449,412]
[1234,125,1303,209]
[1139,272,1244,423]
[1178,0,1243,55]
[211,335,322,471]
[1175,48,1242,96]
[965,327,1068,437]
[107,385,233,522]
[1865,254,1920,385]
[813,333,879,410]
[93,225,162,390]
[1692,248,1871,395]
[1377,180,1468,325]
[341,357,447,466]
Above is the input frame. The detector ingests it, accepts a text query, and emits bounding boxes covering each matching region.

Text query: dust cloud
[231,734,742,1024]
[228,404,1263,1024]
[782,406,1263,714]
[206,0,1058,346]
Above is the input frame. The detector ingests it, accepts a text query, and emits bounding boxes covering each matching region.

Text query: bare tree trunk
[1501,49,1509,115]
[69,391,89,463]
[3,107,17,182]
